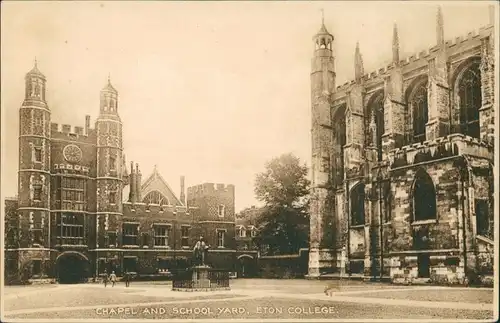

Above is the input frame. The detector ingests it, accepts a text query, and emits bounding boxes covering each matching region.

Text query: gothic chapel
[308,7,495,284]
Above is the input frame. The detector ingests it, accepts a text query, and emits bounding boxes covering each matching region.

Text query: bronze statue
[193,236,209,266]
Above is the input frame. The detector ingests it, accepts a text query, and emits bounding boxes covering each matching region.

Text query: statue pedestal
[172,265,231,292]
[192,265,211,289]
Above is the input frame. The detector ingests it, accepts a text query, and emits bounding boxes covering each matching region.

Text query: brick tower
[18,59,51,249]
[95,77,124,249]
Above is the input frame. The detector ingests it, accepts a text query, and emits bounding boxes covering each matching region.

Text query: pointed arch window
[413,170,436,222]
[411,82,428,143]
[458,63,481,138]
[371,94,385,161]
[143,190,169,206]
[350,183,365,226]
[332,105,346,186]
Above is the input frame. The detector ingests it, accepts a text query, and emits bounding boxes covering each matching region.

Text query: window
[251,228,257,237]
[109,156,116,171]
[217,229,226,248]
[350,184,365,226]
[108,231,117,247]
[373,96,385,161]
[181,226,190,247]
[333,106,346,185]
[143,190,168,205]
[34,148,42,162]
[60,177,86,211]
[475,199,490,237]
[56,213,84,245]
[109,191,117,204]
[154,225,170,247]
[218,205,225,218]
[413,170,437,222]
[411,81,428,143]
[33,185,42,201]
[458,62,481,138]
[33,229,43,245]
[122,223,139,245]
[239,227,246,238]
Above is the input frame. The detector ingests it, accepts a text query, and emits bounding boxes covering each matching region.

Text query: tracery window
[350,183,365,226]
[372,94,385,161]
[413,170,436,222]
[458,63,481,138]
[411,82,428,143]
[143,190,168,205]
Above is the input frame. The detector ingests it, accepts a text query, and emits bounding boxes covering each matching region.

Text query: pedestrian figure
[103,270,108,288]
[124,271,130,287]
[109,271,117,287]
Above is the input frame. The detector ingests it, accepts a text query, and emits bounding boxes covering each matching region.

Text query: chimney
[129,161,136,203]
[180,176,186,205]
[85,115,90,135]
[136,163,142,201]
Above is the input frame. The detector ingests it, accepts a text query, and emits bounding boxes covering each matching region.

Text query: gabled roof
[140,165,183,206]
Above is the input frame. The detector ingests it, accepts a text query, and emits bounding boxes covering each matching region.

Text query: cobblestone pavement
[2,279,496,321]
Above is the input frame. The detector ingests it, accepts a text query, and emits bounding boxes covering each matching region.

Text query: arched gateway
[56,251,91,284]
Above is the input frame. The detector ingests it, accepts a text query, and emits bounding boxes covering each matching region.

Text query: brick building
[234,206,260,277]
[4,64,248,283]
[308,8,495,284]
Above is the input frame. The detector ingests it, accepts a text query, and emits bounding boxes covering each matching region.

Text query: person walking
[109,271,117,287]
[123,271,130,287]
[103,270,108,288]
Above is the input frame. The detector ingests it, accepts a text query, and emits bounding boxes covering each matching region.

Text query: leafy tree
[253,153,310,255]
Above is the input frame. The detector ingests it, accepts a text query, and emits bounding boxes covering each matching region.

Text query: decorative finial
[321,8,324,25]
[437,6,444,46]
[392,23,400,64]
[354,42,364,82]
[34,57,38,67]
[107,73,111,84]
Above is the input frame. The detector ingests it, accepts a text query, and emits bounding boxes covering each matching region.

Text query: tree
[253,153,310,255]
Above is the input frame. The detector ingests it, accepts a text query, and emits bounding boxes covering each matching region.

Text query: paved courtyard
[2,279,496,321]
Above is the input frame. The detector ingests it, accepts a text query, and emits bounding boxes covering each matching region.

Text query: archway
[237,255,256,278]
[56,251,90,284]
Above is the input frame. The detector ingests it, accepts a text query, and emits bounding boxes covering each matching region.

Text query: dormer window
[239,227,246,238]
[251,228,257,237]
[218,205,225,218]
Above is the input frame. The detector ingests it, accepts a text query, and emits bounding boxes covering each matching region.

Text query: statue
[193,236,209,266]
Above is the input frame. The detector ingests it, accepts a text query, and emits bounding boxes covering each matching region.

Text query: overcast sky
[1,1,493,212]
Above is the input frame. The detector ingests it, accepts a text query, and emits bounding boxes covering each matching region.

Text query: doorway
[56,252,90,284]
[417,253,430,278]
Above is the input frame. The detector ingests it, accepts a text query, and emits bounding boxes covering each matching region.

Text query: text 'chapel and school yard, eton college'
[3,6,496,289]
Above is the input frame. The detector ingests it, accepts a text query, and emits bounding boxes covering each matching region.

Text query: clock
[63,144,83,163]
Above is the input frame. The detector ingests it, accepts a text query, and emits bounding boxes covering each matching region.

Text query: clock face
[63,144,83,163]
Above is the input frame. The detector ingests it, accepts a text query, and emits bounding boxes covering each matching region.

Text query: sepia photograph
[1,1,498,322]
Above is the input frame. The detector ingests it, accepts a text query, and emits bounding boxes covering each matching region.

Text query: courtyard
[2,279,496,321]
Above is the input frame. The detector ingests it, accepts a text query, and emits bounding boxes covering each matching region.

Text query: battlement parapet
[334,25,493,93]
[122,202,192,217]
[389,133,493,169]
[50,115,94,139]
[186,183,235,197]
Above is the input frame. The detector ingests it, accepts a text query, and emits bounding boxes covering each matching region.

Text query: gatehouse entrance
[56,251,90,284]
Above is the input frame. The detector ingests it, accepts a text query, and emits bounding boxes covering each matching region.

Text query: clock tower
[95,77,125,249]
[18,60,51,248]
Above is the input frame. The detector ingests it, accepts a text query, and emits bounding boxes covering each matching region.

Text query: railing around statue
[208,269,230,289]
[171,268,230,291]
[171,269,194,289]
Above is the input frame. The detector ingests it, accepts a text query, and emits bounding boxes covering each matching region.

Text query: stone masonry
[308,7,495,285]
